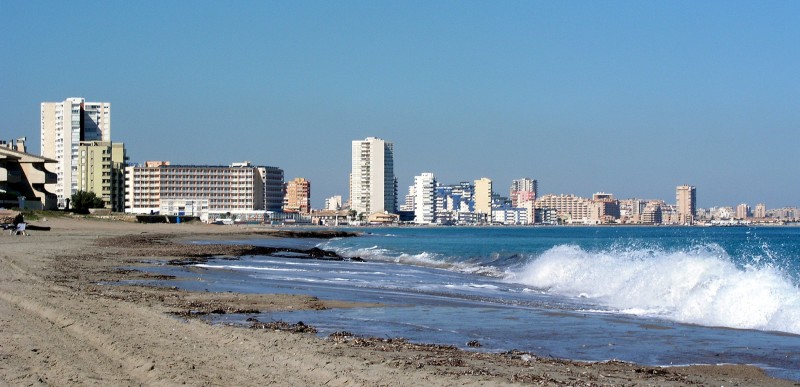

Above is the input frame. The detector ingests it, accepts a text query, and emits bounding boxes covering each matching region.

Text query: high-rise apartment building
[77,141,127,212]
[736,203,750,220]
[474,178,492,216]
[350,137,396,215]
[510,178,537,208]
[41,98,111,207]
[754,203,767,219]
[676,185,696,225]
[413,172,436,224]
[284,177,311,213]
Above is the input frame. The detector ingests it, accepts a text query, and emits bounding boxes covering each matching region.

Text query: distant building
[41,98,111,208]
[473,178,492,217]
[641,202,663,225]
[125,161,284,222]
[754,203,767,219]
[736,203,750,220]
[535,194,592,223]
[350,137,396,215]
[590,192,620,223]
[676,185,696,225]
[324,195,342,211]
[413,172,436,224]
[0,137,57,209]
[510,178,537,208]
[284,177,311,214]
[77,141,127,212]
[400,185,415,212]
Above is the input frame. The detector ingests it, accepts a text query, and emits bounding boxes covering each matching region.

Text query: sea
[140,226,800,381]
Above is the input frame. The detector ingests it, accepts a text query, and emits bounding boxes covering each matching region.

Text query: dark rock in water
[467,340,482,347]
[250,320,317,334]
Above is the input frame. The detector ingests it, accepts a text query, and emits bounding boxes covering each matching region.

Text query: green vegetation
[70,190,105,214]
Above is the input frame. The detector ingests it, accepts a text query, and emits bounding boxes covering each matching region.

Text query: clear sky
[2,1,799,209]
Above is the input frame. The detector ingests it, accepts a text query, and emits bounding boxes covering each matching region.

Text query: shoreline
[1,217,795,386]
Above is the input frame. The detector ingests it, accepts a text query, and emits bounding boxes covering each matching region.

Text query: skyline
[3,2,800,208]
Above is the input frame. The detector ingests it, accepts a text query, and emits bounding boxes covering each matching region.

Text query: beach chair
[11,223,28,236]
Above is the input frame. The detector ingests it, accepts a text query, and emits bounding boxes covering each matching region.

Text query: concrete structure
[350,137,396,216]
[754,203,767,219]
[76,141,127,212]
[125,161,284,222]
[0,138,57,209]
[413,172,436,224]
[535,194,592,223]
[324,195,342,211]
[311,209,349,226]
[492,206,528,225]
[676,185,696,225]
[590,192,620,223]
[400,185,415,212]
[41,98,111,208]
[473,178,492,217]
[736,203,750,220]
[510,178,537,208]
[641,202,663,224]
[160,198,210,222]
[283,177,311,214]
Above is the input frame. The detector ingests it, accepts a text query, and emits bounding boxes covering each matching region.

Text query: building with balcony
[125,161,284,222]
[535,194,592,223]
[413,172,436,224]
[0,138,57,209]
[510,178,537,208]
[41,98,111,208]
[676,185,696,225]
[350,137,396,216]
[77,141,127,212]
[284,177,311,214]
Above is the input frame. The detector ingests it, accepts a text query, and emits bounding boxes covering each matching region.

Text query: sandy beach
[0,216,795,386]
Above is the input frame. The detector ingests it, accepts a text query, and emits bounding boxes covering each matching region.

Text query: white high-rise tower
[41,97,111,207]
[350,137,396,215]
[413,172,436,224]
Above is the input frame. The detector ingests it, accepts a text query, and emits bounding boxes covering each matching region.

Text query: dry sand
[0,216,796,386]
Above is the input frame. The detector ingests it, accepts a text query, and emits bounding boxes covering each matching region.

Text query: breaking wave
[506,244,800,334]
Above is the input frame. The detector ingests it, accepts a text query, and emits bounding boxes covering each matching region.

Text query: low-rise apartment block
[125,161,284,222]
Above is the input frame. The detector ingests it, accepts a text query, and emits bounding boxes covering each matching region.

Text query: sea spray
[507,243,800,334]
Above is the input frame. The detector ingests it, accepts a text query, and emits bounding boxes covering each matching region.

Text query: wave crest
[506,244,800,334]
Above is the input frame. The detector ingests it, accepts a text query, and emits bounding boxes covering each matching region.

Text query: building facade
[510,178,537,208]
[0,137,57,209]
[77,141,127,212]
[413,172,436,224]
[125,161,284,222]
[676,185,696,225]
[350,137,396,215]
[473,178,492,217]
[284,177,311,213]
[535,194,592,223]
[41,98,111,207]
[324,195,342,211]
[736,203,751,220]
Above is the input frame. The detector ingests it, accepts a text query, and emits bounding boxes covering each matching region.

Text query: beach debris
[249,318,317,334]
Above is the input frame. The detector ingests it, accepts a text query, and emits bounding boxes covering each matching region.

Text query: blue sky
[2,1,799,208]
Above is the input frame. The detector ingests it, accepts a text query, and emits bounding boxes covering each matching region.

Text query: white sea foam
[506,244,800,334]
[194,264,306,272]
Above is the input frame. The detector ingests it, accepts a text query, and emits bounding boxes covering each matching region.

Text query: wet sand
[0,216,795,386]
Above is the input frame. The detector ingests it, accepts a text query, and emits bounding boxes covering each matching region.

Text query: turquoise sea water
[149,226,800,380]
